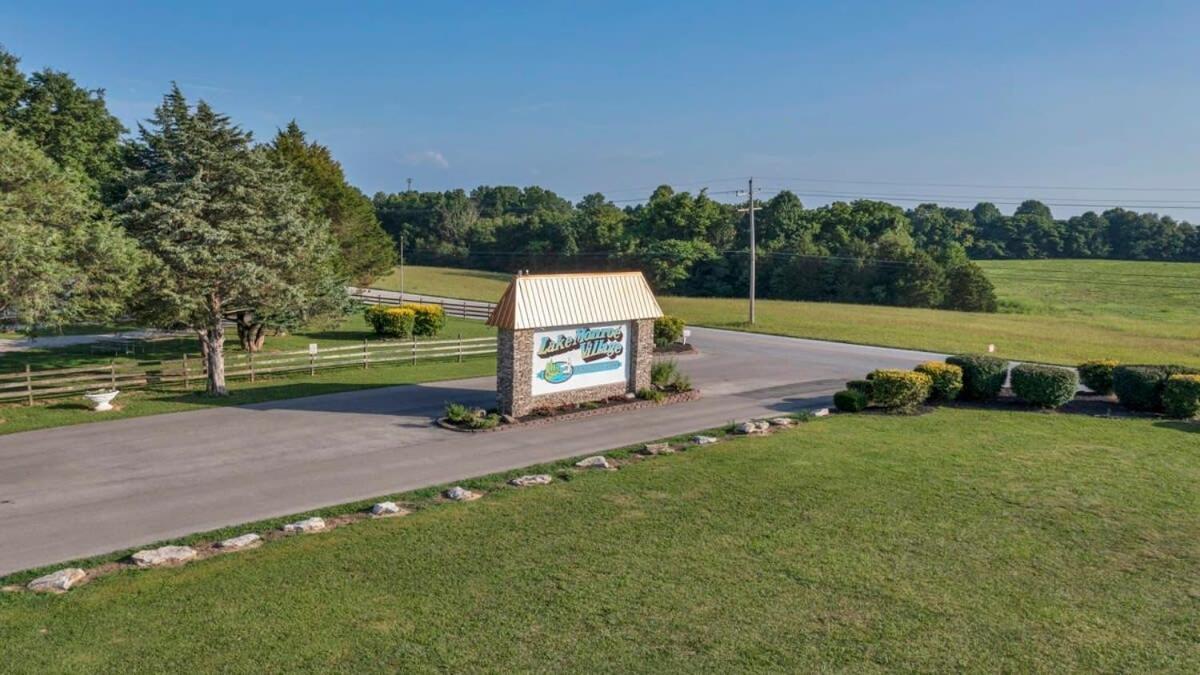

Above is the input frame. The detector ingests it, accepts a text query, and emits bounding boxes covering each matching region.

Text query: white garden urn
[83,389,120,412]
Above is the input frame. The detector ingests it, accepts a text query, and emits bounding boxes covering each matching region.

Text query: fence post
[248,349,255,382]
[458,333,463,363]
[183,353,190,390]
[411,335,417,365]
[25,363,33,406]
[309,350,315,376]
[363,339,369,369]
[110,361,116,390]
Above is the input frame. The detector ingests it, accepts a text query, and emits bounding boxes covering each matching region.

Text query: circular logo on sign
[542,361,574,384]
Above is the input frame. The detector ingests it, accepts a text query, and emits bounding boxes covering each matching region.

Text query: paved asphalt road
[0,328,940,576]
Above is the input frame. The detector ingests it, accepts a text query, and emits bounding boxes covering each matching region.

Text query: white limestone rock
[813,408,831,417]
[27,568,86,593]
[754,420,771,432]
[509,474,553,487]
[131,545,198,568]
[575,455,613,470]
[736,421,768,435]
[445,486,481,501]
[216,533,262,551]
[769,417,795,427]
[641,442,674,455]
[691,435,719,445]
[282,517,326,534]
[370,501,405,516]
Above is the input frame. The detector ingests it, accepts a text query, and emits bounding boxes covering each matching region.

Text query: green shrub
[637,387,666,402]
[1163,374,1200,419]
[364,305,416,338]
[1010,363,1078,408]
[914,361,963,402]
[403,303,446,337]
[833,389,867,412]
[945,354,1007,401]
[650,359,691,392]
[1078,359,1118,395]
[846,380,873,397]
[445,401,473,424]
[1113,364,1200,412]
[866,369,932,411]
[468,412,501,429]
[653,315,685,347]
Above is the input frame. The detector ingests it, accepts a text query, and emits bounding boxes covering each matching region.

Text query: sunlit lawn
[2,408,1196,672]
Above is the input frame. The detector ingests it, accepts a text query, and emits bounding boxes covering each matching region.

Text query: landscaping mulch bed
[654,343,699,356]
[437,389,702,433]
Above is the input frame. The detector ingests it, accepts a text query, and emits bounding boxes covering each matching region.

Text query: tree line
[1,46,395,395]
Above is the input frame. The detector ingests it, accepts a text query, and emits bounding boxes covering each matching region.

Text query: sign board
[531,322,629,396]
[308,343,319,356]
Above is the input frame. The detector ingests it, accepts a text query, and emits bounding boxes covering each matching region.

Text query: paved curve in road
[0,328,940,576]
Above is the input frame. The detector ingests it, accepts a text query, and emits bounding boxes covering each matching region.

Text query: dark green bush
[914,361,963,402]
[1011,363,1078,408]
[866,369,932,411]
[846,380,873,397]
[653,315,685,347]
[1078,359,1118,395]
[833,389,867,412]
[945,354,1007,401]
[1113,364,1200,412]
[1163,375,1200,419]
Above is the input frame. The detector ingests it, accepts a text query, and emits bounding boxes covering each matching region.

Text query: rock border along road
[0,327,940,576]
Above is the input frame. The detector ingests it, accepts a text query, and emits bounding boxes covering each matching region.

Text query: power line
[757,176,1200,193]
[758,186,1200,211]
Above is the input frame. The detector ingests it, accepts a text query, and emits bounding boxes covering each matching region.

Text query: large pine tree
[120,86,345,395]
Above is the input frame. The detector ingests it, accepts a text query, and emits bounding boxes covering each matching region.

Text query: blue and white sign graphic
[531,322,629,396]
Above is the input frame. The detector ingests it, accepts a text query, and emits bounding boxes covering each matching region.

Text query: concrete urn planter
[83,389,120,412]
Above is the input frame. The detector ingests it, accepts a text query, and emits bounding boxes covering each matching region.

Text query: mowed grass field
[382,262,1200,366]
[3,409,1197,672]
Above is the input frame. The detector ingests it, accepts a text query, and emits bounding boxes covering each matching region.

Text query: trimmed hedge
[1011,363,1078,409]
[403,303,446,337]
[945,354,1007,401]
[364,305,416,338]
[1113,364,1200,412]
[914,361,963,402]
[866,369,932,411]
[654,315,685,347]
[1078,359,1118,395]
[833,389,867,413]
[1163,374,1200,419]
[846,379,873,397]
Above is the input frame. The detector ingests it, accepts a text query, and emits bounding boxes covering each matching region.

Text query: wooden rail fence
[349,290,495,321]
[0,335,496,405]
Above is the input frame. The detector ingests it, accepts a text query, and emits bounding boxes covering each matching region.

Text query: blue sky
[5,1,1200,218]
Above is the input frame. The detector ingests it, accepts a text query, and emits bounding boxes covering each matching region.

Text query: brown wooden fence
[0,335,496,405]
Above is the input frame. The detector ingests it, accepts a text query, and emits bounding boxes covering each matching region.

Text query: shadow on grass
[1153,420,1200,434]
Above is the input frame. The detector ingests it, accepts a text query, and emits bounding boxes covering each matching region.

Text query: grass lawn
[371,264,512,301]
[1,408,1196,672]
[379,262,1200,367]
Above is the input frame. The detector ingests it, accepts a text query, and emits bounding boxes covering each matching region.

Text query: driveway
[0,328,940,576]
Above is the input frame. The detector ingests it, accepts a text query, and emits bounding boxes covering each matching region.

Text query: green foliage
[846,379,873,397]
[866,369,932,411]
[364,305,416,338]
[1078,359,1119,395]
[1163,375,1200,419]
[653,315,685,347]
[403,303,446,337]
[914,361,963,402]
[444,402,473,424]
[0,127,142,331]
[266,122,395,284]
[1113,365,1200,412]
[444,401,501,428]
[945,354,1008,401]
[942,262,998,312]
[833,388,867,412]
[650,359,692,393]
[119,86,346,394]
[1010,364,1078,409]
[636,387,666,402]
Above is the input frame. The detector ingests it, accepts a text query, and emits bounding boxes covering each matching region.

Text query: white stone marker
[445,486,481,501]
[813,408,830,417]
[281,517,326,534]
[370,501,404,516]
[216,533,262,551]
[27,568,86,593]
[131,545,198,568]
[769,417,795,427]
[692,435,719,445]
[641,442,673,455]
[574,456,613,470]
[509,474,553,487]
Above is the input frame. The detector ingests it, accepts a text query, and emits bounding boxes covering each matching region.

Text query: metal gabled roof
[486,271,663,330]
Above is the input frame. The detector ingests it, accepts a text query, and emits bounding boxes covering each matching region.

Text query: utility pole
[738,177,762,324]
[399,236,405,299]
[406,177,413,192]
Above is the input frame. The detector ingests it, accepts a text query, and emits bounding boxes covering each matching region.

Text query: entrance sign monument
[487,272,663,417]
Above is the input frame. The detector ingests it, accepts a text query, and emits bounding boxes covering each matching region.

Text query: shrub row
[364,303,446,338]
[1112,364,1200,413]
[945,354,1007,401]
[1011,363,1077,408]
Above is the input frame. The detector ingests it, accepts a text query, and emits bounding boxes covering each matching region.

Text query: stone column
[630,318,655,393]
[497,328,535,417]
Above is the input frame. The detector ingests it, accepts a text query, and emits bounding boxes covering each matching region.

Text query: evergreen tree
[120,86,345,394]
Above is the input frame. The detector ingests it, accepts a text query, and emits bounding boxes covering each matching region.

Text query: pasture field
[2,408,1196,672]
[383,262,1200,366]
